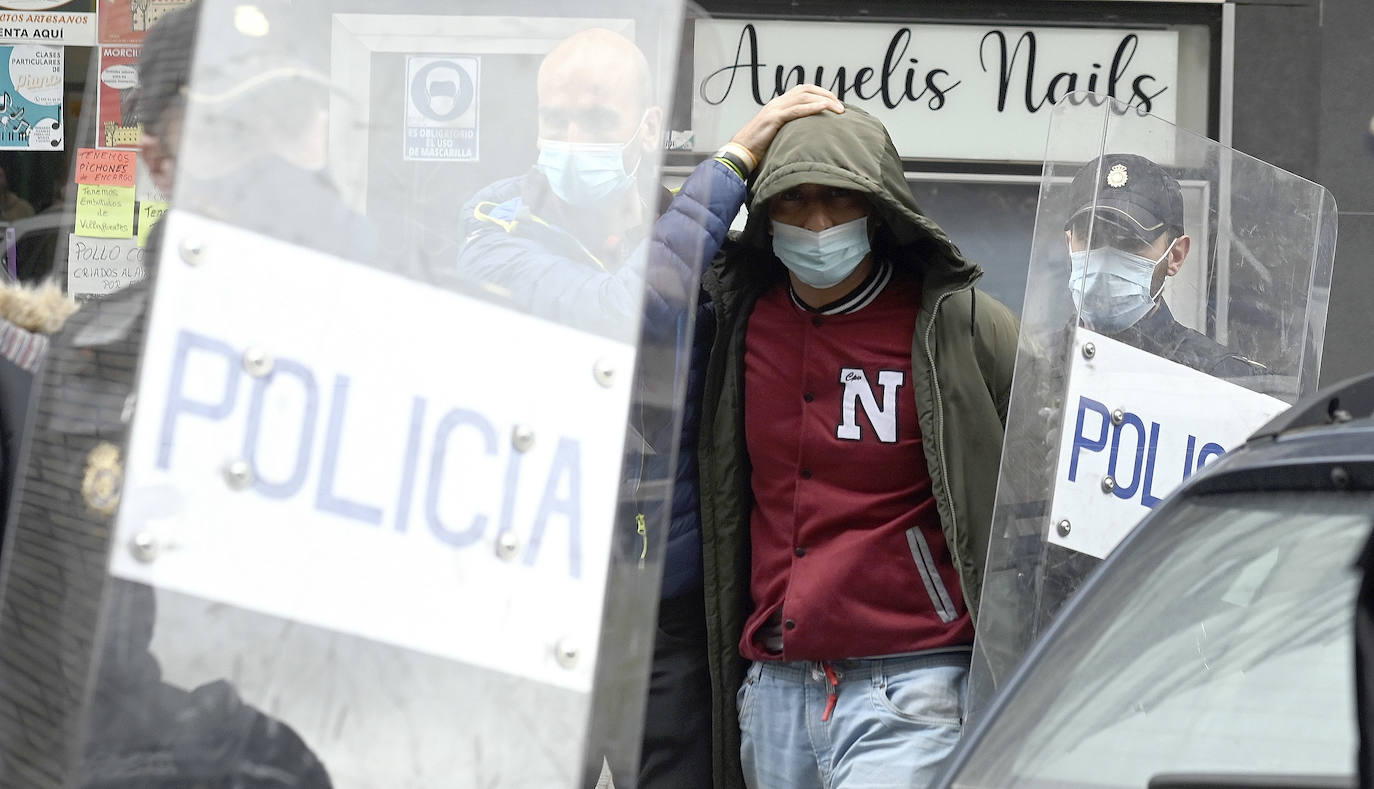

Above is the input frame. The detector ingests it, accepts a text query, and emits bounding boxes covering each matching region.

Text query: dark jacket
[0,234,331,787]
[0,280,76,532]
[696,106,1019,789]
[460,161,746,600]
[1111,300,1267,378]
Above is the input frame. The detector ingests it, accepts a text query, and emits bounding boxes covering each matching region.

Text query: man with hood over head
[696,104,1018,788]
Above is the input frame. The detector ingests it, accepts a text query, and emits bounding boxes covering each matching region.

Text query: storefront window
[908,177,1039,315]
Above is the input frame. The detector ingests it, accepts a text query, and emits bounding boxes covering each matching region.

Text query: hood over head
[739,104,980,289]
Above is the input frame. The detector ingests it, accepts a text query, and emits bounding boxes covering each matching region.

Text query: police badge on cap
[1065,153,1185,243]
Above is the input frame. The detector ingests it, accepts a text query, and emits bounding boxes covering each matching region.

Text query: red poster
[96,44,139,148]
[98,0,193,45]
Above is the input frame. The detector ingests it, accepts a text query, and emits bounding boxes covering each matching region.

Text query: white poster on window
[692,20,1179,162]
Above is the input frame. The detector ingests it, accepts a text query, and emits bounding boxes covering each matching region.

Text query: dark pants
[636,589,713,789]
[582,586,713,789]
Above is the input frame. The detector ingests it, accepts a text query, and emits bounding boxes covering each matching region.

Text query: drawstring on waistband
[821,662,840,722]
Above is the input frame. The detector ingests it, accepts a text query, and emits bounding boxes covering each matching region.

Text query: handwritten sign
[75,183,135,237]
[75,147,136,186]
[66,234,145,296]
[138,200,167,246]
[135,156,168,203]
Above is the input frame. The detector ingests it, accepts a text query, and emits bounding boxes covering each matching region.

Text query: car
[937,372,1374,789]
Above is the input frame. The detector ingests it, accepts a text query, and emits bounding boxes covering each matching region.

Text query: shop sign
[0,0,95,46]
[692,19,1179,161]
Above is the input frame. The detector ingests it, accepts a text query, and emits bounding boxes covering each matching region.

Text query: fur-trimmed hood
[0,279,76,336]
[0,279,77,372]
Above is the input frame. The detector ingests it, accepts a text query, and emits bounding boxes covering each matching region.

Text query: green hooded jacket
[696,105,1019,789]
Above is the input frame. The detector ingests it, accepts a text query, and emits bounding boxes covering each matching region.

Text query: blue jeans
[737,652,969,789]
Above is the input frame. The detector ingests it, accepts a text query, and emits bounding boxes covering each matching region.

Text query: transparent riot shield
[968,93,1337,718]
[0,1,701,786]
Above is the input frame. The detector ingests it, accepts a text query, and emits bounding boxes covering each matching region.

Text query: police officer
[0,6,332,786]
[1063,153,1265,377]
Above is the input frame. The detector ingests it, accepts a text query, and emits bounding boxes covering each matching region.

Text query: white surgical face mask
[536,113,647,205]
[771,216,871,289]
[1069,238,1176,333]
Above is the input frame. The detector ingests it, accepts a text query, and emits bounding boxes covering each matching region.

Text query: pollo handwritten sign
[66,234,145,296]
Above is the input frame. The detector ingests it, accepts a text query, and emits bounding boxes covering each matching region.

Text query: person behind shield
[458,28,844,789]
[0,6,334,787]
[1063,153,1265,377]
[695,104,1019,789]
[460,28,668,339]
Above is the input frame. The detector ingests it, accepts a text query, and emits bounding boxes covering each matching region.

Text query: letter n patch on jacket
[836,368,905,443]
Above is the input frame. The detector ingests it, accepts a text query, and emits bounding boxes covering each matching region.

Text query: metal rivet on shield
[180,238,205,266]
[495,531,521,561]
[223,459,255,491]
[1101,475,1116,494]
[555,638,580,669]
[511,424,535,453]
[1082,342,1097,360]
[1332,466,1351,489]
[593,359,616,388]
[1111,409,1125,426]
[130,531,159,563]
[1055,519,1071,537]
[242,348,275,378]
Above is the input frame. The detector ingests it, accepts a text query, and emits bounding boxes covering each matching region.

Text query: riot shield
[0,1,698,786]
[968,93,1337,718]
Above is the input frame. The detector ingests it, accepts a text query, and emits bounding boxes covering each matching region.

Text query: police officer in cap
[1063,153,1266,377]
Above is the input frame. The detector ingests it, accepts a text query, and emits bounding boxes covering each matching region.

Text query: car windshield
[951,491,1369,788]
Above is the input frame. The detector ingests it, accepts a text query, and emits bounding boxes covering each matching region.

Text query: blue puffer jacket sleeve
[458,163,745,342]
[459,161,747,599]
[651,160,746,599]
[458,176,645,337]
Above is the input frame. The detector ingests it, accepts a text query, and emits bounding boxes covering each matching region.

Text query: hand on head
[730,84,844,165]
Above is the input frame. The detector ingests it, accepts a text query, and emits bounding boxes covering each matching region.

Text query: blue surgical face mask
[771,216,872,289]
[1068,239,1175,333]
[536,117,646,206]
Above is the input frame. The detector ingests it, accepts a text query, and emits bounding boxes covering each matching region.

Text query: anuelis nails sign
[692,19,1179,162]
